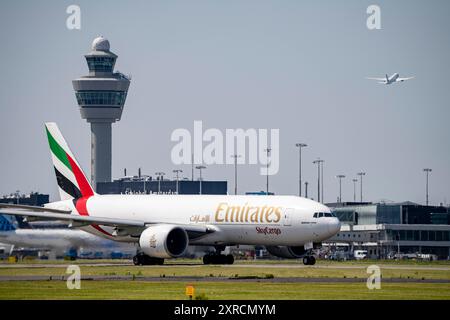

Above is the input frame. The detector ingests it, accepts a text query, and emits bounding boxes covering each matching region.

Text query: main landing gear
[302,255,316,265]
[203,246,234,265]
[133,253,164,266]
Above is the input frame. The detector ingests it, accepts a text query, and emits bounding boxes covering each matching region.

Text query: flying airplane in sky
[0,123,340,265]
[366,73,414,85]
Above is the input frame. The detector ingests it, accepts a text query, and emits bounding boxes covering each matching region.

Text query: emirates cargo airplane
[366,73,414,85]
[0,123,340,265]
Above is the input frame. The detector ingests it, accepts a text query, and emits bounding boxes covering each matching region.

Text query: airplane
[0,214,216,259]
[0,214,137,258]
[366,73,414,85]
[0,123,341,266]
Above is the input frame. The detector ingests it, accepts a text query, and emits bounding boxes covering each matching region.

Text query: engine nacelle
[266,245,307,259]
[139,224,189,258]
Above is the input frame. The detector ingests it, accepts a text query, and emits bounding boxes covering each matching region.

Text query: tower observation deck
[72,37,130,190]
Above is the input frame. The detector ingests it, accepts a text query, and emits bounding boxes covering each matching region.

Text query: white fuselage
[46,195,340,247]
[387,73,400,84]
[0,228,134,251]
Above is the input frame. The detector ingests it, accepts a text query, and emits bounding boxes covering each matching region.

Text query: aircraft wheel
[203,255,211,265]
[302,256,309,265]
[218,255,227,264]
[309,256,316,265]
[142,255,164,265]
[226,254,234,265]
[134,254,164,265]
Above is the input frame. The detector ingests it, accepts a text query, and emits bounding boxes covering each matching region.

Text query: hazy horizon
[0,1,449,205]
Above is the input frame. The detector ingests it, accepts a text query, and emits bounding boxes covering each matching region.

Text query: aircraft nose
[328,218,341,235]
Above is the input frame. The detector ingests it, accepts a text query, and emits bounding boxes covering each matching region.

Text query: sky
[0,0,449,205]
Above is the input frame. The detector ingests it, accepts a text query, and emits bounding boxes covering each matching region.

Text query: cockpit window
[314,212,336,218]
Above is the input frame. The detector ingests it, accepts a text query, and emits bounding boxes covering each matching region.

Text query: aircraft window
[314,212,337,218]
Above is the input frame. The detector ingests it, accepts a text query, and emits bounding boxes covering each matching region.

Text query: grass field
[0,260,449,300]
[4,258,450,266]
[0,281,449,300]
[0,263,449,280]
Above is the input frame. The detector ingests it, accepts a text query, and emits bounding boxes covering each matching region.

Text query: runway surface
[0,261,449,284]
[0,275,448,283]
[1,262,450,271]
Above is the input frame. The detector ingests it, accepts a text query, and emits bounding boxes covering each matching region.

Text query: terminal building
[97,174,227,195]
[324,202,450,259]
[0,193,49,206]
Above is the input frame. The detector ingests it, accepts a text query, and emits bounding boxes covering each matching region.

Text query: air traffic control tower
[72,37,130,190]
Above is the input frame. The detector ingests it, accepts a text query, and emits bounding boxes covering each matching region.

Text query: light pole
[305,181,309,199]
[231,154,241,195]
[143,176,147,194]
[352,178,358,202]
[265,148,271,195]
[196,165,206,194]
[423,168,432,206]
[15,190,20,205]
[313,159,324,202]
[336,175,345,203]
[357,172,366,202]
[191,153,194,181]
[155,172,165,194]
[321,160,325,202]
[173,169,183,194]
[295,143,307,197]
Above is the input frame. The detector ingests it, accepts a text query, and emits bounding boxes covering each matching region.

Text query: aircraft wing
[0,203,145,227]
[366,77,386,81]
[0,204,215,239]
[397,77,414,81]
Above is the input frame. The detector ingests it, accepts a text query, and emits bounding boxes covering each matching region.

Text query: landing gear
[133,253,164,266]
[203,246,234,265]
[302,255,316,265]
[203,253,234,265]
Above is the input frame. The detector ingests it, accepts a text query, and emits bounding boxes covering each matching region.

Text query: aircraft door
[283,208,294,226]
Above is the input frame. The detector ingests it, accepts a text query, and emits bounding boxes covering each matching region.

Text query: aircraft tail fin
[0,215,16,231]
[45,123,95,201]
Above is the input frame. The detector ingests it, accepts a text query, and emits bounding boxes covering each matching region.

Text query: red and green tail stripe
[46,127,94,199]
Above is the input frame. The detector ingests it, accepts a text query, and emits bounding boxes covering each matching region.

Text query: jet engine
[265,245,307,259]
[139,224,189,258]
